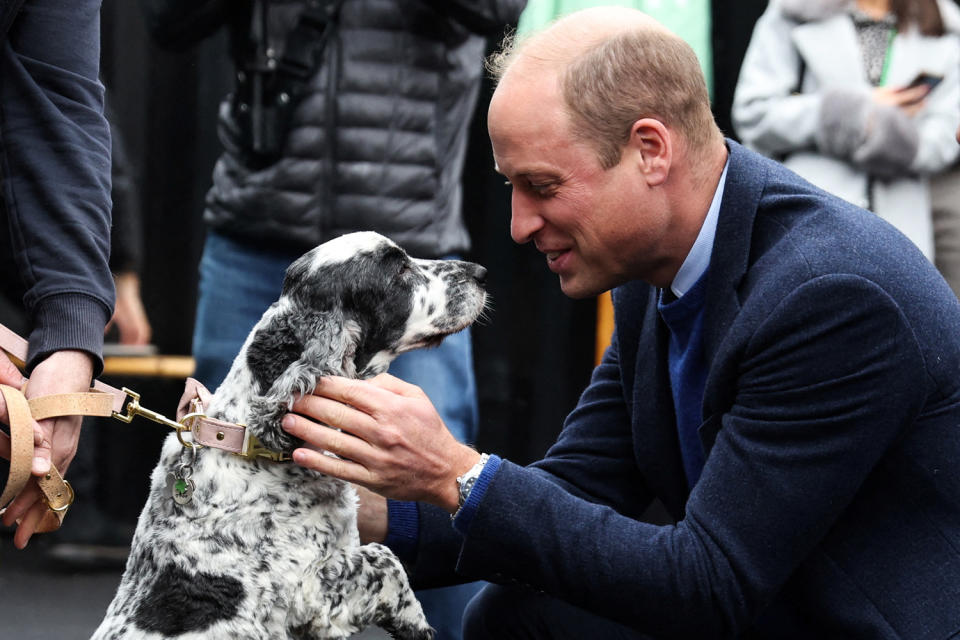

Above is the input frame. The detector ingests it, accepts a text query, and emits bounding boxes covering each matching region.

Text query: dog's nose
[468,264,487,286]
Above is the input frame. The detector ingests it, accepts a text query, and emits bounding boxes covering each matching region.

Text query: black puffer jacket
[145,0,525,257]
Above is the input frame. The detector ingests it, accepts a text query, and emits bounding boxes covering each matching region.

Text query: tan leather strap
[0,385,113,532]
[0,384,33,509]
[28,391,116,421]
[0,322,128,413]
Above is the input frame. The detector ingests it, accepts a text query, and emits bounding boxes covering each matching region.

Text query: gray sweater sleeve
[0,0,114,375]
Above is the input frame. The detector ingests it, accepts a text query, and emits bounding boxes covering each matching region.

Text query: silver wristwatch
[455,453,490,513]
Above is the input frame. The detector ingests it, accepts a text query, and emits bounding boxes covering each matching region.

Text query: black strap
[277,0,346,82]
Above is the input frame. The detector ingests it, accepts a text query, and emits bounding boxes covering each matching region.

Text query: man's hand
[354,484,388,544]
[107,272,152,345]
[282,374,481,512]
[2,349,94,548]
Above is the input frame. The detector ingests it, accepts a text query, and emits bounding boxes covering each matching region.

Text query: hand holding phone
[902,72,943,92]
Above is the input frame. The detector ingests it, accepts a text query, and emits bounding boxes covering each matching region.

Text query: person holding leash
[282,7,960,638]
[0,0,114,550]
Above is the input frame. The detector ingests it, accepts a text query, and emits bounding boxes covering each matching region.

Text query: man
[282,7,960,638]
[0,0,114,550]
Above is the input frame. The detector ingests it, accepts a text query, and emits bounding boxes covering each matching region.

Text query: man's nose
[509,190,544,244]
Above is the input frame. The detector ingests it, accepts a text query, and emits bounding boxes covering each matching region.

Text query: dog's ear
[281,250,340,313]
[249,305,357,392]
[245,305,354,450]
[245,309,308,397]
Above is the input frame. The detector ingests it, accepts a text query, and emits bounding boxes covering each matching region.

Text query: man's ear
[627,118,671,187]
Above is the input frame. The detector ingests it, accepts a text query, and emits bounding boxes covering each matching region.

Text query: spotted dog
[93,232,488,640]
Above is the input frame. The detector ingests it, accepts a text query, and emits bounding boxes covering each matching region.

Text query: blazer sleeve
[524,329,656,514]
[447,275,928,637]
[408,327,656,589]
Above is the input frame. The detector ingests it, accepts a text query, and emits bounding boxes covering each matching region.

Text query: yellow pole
[595,291,614,366]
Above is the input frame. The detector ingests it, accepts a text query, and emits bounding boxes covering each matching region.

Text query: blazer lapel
[703,141,761,361]
[630,287,689,515]
[699,141,765,452]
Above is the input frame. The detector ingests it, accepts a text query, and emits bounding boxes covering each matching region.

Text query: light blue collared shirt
[669,159,729,298]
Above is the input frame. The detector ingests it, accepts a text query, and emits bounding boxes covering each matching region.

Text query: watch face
[457,454,489,507]
[460,476,475,503]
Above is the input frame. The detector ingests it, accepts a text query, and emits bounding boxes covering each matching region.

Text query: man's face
[488,70,673,298]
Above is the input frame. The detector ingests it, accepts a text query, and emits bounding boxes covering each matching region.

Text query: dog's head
[233,232,487,444]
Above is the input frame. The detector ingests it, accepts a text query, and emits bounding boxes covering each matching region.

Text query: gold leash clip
[112,387,200,448]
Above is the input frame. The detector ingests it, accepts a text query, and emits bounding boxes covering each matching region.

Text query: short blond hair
[487,21,721,169]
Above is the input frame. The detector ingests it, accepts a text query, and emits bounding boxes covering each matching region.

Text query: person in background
[104,99,151,348]
[141,1,525,637]
[0,0,114,549]
[280,7,960,638]
[41,95,153,568]
[931,0,960,299]
[732,0,960,261]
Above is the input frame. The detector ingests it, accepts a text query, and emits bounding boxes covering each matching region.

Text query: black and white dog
[93,232,487,639]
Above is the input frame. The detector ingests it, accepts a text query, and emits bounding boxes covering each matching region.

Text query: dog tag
[166,472,195,505]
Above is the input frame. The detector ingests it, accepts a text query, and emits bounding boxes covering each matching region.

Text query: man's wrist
[451,454,502,535]
[452,453,490,520]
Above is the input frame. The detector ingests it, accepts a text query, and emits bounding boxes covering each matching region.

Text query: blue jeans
[192,231,482,638]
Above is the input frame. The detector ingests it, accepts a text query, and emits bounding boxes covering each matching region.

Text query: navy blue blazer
[413,141,960,638]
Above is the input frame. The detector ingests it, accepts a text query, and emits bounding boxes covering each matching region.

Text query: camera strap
[235,0,347,165]
[278,0,347,85]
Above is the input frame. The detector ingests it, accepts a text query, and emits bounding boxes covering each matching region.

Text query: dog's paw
[383,621,435,640]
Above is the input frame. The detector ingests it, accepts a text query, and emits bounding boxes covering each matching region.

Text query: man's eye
[529,182,555,195]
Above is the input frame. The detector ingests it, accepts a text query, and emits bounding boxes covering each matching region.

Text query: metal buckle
[46,480,74,513]
[113,387,203,449]
[241,433,292,462]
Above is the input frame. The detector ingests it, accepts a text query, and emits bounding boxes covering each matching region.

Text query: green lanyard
[879,27,897,86]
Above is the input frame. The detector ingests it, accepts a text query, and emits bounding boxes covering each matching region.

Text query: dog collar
[178,399,293,463]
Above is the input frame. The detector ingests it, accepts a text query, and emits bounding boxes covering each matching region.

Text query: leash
[0,323,288,534]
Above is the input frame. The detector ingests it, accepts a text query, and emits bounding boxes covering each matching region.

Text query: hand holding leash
[1,350,93,548]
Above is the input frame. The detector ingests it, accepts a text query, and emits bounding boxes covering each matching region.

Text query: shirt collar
[670,158,729,298]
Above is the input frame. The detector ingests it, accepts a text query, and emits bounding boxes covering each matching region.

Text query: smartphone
[903,72,944,92]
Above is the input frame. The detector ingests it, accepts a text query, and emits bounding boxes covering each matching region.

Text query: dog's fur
[93,232,488,640]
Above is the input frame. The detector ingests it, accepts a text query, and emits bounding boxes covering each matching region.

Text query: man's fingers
[366,372,425,398]
[290,446,374,487]
[309,375,401,414]
[31,420,53,475]
[3,479,41,527]
[282,412,375,463]
[45,415,80,473]
[0,351,25,388]
[12,500,47,549]
[291,391,375,435]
